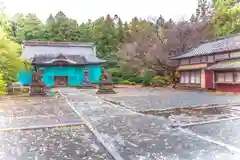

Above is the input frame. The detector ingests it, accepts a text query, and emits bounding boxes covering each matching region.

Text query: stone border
[171,116,240,128]
[0,121,85,132]
[58,89,124,160]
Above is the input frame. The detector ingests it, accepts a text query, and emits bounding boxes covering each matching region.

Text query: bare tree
[118,17,213,76]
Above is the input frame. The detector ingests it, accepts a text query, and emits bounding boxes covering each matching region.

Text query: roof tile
[171,34,240,60]
[207,60,240,70]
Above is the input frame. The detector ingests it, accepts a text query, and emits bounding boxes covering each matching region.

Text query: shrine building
[170,34,240,92]
[18,41,105,87]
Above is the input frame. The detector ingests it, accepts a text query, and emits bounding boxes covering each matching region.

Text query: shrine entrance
[54,76,68,87]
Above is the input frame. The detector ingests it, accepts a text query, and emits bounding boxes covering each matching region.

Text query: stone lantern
[29,69,46,96]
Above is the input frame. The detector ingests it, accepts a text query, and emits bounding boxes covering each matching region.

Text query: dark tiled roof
[171,34,240,60]
[32,54,88,64]
[207,60,240,70]
[23,41,94,47]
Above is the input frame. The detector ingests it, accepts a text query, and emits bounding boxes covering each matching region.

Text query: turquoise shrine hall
[18,41,105,87]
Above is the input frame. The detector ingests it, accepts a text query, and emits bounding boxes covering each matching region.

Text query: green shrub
[161,75,171,85]
[128,76,143,83]
[120,80,136,85]
[142,71,154,86]
[112,77,122,83]
[109,68,123,77]
[151,76,168,87]
[0,73,7,95]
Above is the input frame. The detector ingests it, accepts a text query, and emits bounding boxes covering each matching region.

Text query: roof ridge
[23,40,94,44]
[170,33,240,60]
[23,41,95,47]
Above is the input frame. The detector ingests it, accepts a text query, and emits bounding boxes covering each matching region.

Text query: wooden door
[54,76,68,87]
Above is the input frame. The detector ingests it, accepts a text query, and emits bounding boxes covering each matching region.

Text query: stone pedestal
[29,84,46,96]
[96,69,116,94]
[96,82,116,94]
[77,68,95,89]
[29,69,46,96]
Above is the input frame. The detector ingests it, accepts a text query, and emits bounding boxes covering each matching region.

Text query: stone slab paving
[0,125,113,160]
[96,88,240,111]
[0,94,82,129]
[60,88,240,160]
[189,119,240,149]
[141,104,240,127]
[0,93,113,160]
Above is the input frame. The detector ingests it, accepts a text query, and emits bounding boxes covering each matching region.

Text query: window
[235,72,240,82]
[195,72,201,84]
[184,72,189,83]
[230,52,240,58]
[208,56,214,62]
[225,72,233,82]
[180,59,189,65]
[180,72,185,83]
[216,72,233,83]
[190,72,195,83]
[190,57,201,64]
[217,73,225,82]
[180,71,200,84]
[201,56,207,62]
[215,54,229,61]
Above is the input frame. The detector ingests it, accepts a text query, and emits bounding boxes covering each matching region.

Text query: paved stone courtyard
[96,87,240,111]
[60,88,240,160]
[0,94,113,160]
[1,87,240,160]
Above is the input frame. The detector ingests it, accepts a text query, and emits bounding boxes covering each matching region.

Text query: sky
[1,0,198,23]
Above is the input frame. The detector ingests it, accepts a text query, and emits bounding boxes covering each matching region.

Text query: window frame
[180,59,190,65]
[216,72,234,83]
[190,57,201,64]
[235,72,240,83]
[180,70,201,84]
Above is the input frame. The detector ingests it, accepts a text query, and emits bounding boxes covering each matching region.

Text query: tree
[118,14,213,78]
[212,0,240,36]
[196,0,210,20]
[0,11,11,34]
[12,13,26,42]
[92,14,118,58]
[22,13,45,40]
[44,14,55,40]
[116,17,126,43]
[0,27,26,84]
[0,73,6,95]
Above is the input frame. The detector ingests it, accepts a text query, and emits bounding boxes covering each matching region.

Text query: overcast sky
[1,0,198,23]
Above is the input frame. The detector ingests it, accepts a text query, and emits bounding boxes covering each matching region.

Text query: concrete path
[59,88,240,160]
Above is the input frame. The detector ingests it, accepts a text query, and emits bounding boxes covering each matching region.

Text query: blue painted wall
[18,71,32,85]
[18,65,102,87]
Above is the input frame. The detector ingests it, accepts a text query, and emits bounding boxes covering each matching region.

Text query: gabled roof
[23,41,94,47]
[21,40,105,64]
[207,60,240,70]
[170,34,240,60]
[32,54,105,65]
